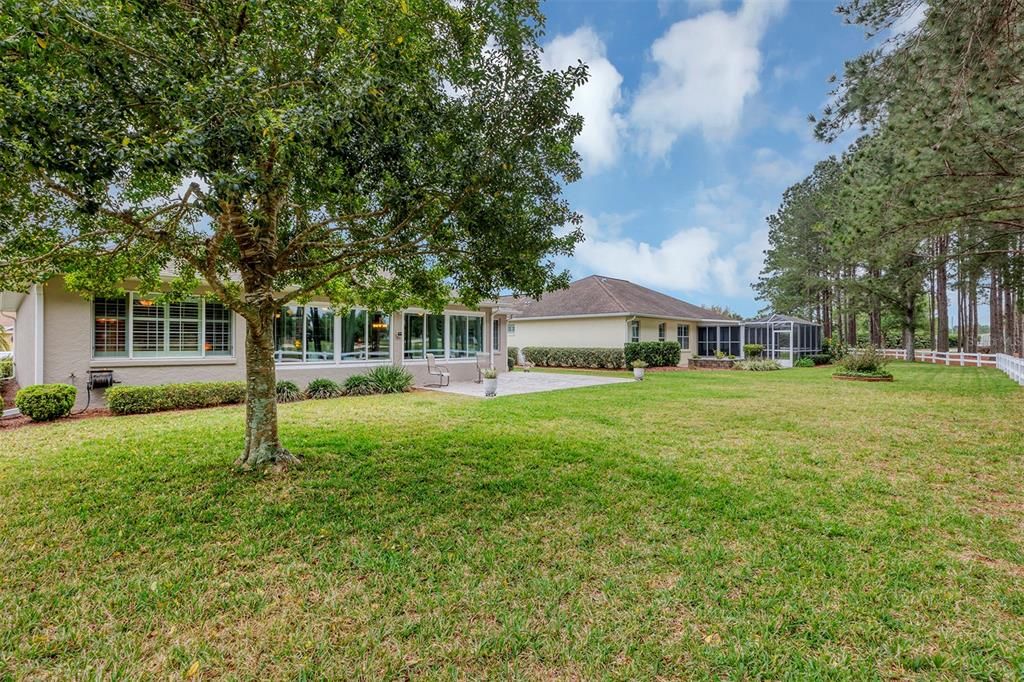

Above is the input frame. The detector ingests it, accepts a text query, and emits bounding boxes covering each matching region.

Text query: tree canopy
[759,0,1023,358]
[0,0,587,466]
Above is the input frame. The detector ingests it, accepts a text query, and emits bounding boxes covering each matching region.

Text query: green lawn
[1,363,1023,679]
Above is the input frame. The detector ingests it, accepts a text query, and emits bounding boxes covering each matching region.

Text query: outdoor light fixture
[138,299,155,307]
[371,320,387,330]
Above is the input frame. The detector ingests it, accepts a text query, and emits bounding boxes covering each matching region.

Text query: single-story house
[500,275,743,365]
[0,276,513,390]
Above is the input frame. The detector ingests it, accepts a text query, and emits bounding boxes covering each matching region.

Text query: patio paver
[419,370,632,398]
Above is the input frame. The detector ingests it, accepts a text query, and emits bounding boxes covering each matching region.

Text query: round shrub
[367,366,414,394]
[306,378,343,399]
[794,357,816,368]
[343,373,375,396]
[275,380,303,403]
[15,384,77,421]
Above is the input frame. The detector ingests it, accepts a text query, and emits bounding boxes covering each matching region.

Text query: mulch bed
[0,407,112,430]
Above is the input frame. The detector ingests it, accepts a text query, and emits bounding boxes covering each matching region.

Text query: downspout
[32,283,44,385]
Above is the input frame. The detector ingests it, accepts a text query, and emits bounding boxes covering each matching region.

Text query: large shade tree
[0,0,585,467]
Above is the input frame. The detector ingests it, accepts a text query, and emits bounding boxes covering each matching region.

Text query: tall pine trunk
[235,306,299,469]
[902,291,918,361]
[935,238,949,352]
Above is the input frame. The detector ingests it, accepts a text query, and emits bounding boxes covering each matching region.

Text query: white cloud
[749,147,804,187]
[570,206,769,298]
[629,0,789,157]
[542,27,625,174]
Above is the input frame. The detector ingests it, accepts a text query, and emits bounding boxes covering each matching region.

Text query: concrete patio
[419,370,633,398]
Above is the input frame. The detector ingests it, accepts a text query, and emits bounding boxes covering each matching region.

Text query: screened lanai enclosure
[743,314,822,367]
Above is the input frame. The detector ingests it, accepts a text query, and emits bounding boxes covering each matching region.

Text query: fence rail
[875,348,1024,386]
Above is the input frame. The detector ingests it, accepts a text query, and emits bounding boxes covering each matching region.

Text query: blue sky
[536,0,902,316]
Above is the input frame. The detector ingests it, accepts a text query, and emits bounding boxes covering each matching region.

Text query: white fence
[996,354,1024,385]
[876,348,1024,386]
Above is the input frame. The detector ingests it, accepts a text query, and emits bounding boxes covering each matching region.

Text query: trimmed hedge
[15,384,77,421]
[107,381,246,415]
[623,341,681,368]
[522,346,626,369]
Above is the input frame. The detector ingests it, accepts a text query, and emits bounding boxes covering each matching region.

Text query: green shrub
[306,378,343,399]
[15,384,76,421]
[794,357,815,368]
[836,347,890,374]
[107,381,246,415]
[630,360,648,369]
[507,346,519,371]
[735,359,782,371]
[809,353,832,366]
[743,343,764,358]
[0,357,13,380]
[367,366,414,394]
[276,380,303,403]
[522,346,626,369]
[343,373,375,396]
[623,341,681,368]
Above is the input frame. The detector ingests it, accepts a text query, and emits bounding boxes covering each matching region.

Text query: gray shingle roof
[500,276,735,321]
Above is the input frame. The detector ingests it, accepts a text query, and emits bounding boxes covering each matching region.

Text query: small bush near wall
[522,346,626,369]
[0,358,13,380]
[367,366,414,394]
[623,341,681,368]
[794,357,816,368]
[276,380,304,403]
[107,381,246,415]
[15,384,77,421]
[507,346,519,371]
[743,343,764,358]
[306,378,344,399]
[808,354,832,366]
[343,374,376,396]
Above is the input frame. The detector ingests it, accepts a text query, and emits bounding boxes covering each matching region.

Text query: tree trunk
[935,240,949,352]
[902,293,918,361]
[235,307,300,469]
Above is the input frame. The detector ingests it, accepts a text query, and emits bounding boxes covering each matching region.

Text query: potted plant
[631,360,648,380]
[482,368,498,396]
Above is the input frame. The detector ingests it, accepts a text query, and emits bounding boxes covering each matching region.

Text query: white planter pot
[633,367,645,381]
[483,377,498,396]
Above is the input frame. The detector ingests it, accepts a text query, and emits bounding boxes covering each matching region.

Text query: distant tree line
[757,0,1023,359]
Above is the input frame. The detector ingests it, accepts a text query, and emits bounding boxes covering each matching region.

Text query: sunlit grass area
[1,363,1022,678]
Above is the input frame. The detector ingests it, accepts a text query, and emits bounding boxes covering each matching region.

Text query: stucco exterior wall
[507,315,697,365]
[34,277,506,391]
[508,316,629,349]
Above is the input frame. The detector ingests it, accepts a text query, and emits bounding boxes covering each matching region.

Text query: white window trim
[92,293,235,363]
[402,309,486,361]
[274,305,392,367]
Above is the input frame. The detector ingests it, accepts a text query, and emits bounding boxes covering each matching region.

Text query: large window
[492,319,500,351]
[658,322,666,341]
[274,306,304,363]
[629,320,640,343]
[93,294,233,359]
[404,313,447,359]
[306,307,335,362]
[94,297,127,357]
[697,325,740,357]
[677,324,690,350]
[449,315,484,358]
